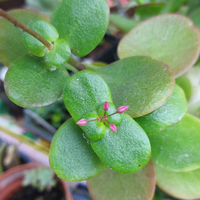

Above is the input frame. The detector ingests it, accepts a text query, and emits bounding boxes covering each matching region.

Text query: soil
[8,185,65,200]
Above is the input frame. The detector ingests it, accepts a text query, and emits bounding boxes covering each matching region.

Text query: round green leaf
[45,39,71,67]
[118,14,200,78]
[63,71,112,122]
[85,56,174,118]
[28,20,59,42]
[81,112,106,141]
[135,85,187,134]
[23,33,46,57]
[4,55,69,108]
[23,20,59,57]
[49,118,107,181]
[190,8,200,30]
[51,0,109,57]
[87,160,155,200]
[0,9,49,66]
[149,114,200,172]
[91,113,151,174]
[155,164,200,199]
[176,76,192,101]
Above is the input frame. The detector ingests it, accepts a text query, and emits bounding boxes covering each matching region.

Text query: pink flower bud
[110,124,117,133]
[76,119,87,126]
[117,106,129,113]
[103,101,109,111]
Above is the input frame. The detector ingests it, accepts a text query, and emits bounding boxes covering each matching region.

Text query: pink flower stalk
[103,101,109,111]
[110,124,117,133]
[117,106,129,113]
[107,0,114,7]
[76,119,87,126]
[107,0,129,7]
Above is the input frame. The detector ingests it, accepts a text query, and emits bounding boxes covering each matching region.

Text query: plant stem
[104,118,111,125]
[63,63,79,73]
[107,112,117,117]
[68,57,85,71]
[0,8,54,50]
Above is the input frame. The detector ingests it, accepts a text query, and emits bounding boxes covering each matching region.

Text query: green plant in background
[30,99,70,129]
[0,0,200,199]
[22,167,57,191]
[0,143,6,174]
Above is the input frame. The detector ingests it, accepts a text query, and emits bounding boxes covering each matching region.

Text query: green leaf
[190,8,200,30]
[27,20,59,42]
[49,118,106,181]
[118,14,200,78]
[91,113,151,173]
[85,56,174,118]
[195,56,200,66]
[155,164,200,199]
[87,160,155,200]
[135,3,164,20]
[23,20,59,57]
[160,0,185,13]
[149,114,200,172]
[187,0,200,15]
[4,55,69,108]
[135,85,187,134]
[63,71,112,122]
[51,0,109,57]
[110,14,139,33]
[81,112,106,141]
[0,9,49,67]
[45,39,71,67]
[176,76,192,101]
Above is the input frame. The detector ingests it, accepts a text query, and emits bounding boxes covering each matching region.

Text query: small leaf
[135,3,164,20]
[0,9,49,66]
[155,164,200,199]
[135,85,187,134]
[110,14,139,33]
[80,112,106,141]
[176,76,192,101]
[187,0,200,15]
[190,7,200,30]
[160,0,185,13]
[45,39,71,67]
[49,118,107,181]
[23,20,59,57]
[91,113,151,173]
[118,14,200,78]
[5,55,69,108]
[85,56,174,118]
[51,0,109,57]
[149,114,200,172]
[87,160,155,200]
[63,71,112,122]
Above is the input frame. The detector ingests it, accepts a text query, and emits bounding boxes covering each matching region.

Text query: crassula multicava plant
[0,0,200,199]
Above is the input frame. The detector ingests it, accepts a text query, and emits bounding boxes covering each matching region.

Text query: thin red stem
[104,119,111,125]
[87,119,98,123]
[107,112,117,117]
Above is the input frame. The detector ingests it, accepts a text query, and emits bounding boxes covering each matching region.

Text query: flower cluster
[77,101,129,133]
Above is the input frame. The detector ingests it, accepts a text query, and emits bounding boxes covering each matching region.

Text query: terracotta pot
[0,163,72,200]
